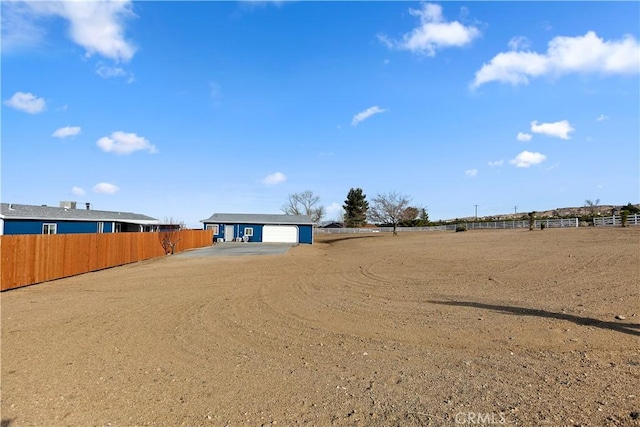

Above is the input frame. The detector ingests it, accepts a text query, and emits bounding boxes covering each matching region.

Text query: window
[42,223,57,234]
[206,224,219,234]
[115,223,122,233]
[97,222,104,233]
[244,227,253,237]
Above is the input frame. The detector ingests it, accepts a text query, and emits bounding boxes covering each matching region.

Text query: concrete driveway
[175,242,297,258]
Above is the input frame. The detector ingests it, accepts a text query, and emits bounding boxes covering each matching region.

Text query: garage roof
[201,213,314,225]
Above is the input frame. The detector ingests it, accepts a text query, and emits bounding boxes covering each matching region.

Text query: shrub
[579,215,593,224]
[621,211,628,227]
[456,224,467,232]
[540,222,546,230]
[528,212,536,231]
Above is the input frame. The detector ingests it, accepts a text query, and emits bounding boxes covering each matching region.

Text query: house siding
[238,224,262,242]
[210,225,223,241]
[298,225,313,244]
[4,219,114,235]
[202,213,313,244]
[209,224,263,242]
[205,222,313,244]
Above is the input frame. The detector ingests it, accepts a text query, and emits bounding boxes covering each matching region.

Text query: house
[0,202,159,235]
[321,221,344,228]
[201,213,314,244]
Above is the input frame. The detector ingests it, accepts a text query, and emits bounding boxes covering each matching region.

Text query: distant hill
[456,203,640,222]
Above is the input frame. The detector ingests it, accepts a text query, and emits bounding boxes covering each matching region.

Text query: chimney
[60,201,77,209]
[86,202,91,210]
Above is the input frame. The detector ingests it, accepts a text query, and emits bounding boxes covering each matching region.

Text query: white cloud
[509,151,546,168]
[239,1,286,12]
[530,120,574,140]
[465,169,478,177]
[96,64,126,78]
[53,1,136,62]
[538,21,553,32]
[52,126,81,138]
[3,1,136,62]
[0,2,47,53]
[325,202,343,219]
[472,31,640,88]
[596,114,609,122]
[508,36,531,51]
[93,182,119,194]
[4,91,46,113]
[97,131,156,154]
[351,106,386,126]
[488,160,504,167]
[262,172,286,186]
[517,132,532,142]
[95,63,134,82]
[380,3,480,56]
[71,186,86,196]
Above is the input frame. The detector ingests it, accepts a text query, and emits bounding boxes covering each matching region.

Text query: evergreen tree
[622,202,640,214]
[418,208,429,226]
[343,188,369,228]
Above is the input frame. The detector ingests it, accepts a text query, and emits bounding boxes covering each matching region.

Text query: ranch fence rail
[1,230,213,291]
[593,214,640,227]
[315,218,579,235]
[465,218,579,229]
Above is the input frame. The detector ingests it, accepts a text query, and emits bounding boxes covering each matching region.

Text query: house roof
[0,203,159,225]
[201,213,314,225]
[321,222,344,228]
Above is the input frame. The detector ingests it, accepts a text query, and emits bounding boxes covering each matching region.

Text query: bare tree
[159,217,185,255]
[368,191,413,235]
[281,190,325,224]
[400,206,420,226]
[584,199,600,217]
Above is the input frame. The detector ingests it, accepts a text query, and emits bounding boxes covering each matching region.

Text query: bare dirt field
[2,228,639,426]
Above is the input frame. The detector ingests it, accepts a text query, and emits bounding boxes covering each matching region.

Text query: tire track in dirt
[2,229,639,426]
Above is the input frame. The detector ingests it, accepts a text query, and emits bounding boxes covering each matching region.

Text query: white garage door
[262,225,298,243]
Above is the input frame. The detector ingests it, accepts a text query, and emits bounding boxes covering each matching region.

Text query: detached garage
[201,213,314,244]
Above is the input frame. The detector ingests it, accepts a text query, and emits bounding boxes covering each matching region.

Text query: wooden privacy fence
[1,230,213,291]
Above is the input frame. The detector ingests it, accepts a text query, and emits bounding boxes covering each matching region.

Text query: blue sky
[2,1,639,227]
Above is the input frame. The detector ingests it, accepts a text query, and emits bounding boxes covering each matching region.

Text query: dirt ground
[1,228,639,427]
